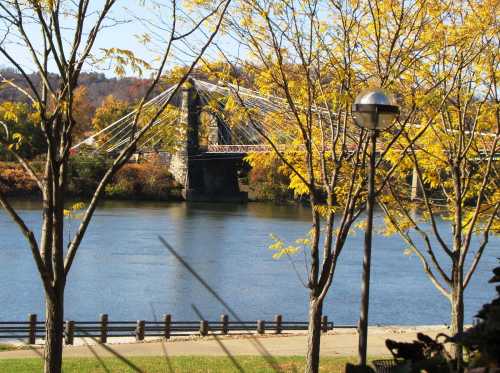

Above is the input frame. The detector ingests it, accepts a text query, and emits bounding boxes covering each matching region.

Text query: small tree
[0,1,230,372]
[92,95,130,134]
[72,86,94,140]
[380,3,499,368]
[0,101,45,160]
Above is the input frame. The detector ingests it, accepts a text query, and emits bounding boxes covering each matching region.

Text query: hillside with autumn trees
[0,69,151,106]
[1,69,158,142]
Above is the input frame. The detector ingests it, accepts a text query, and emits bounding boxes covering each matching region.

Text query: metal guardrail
[0,314,350,345]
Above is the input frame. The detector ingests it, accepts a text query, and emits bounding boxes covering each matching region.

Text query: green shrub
[68,153,110,196]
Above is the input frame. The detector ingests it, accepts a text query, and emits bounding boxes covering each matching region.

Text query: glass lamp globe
[352,89,399,130]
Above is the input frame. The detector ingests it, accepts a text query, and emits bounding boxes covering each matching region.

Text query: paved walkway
[0,326,451,360]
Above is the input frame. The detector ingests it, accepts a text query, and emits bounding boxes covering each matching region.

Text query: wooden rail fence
[0,314,348,345]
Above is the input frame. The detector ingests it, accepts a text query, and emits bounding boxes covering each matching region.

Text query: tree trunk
[305,296,322,373]
[450,285,464,372]
[44,286,64,373]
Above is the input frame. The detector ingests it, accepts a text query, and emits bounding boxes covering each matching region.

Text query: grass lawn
[0,355,381,372]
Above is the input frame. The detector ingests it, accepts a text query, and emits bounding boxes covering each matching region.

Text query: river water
[0,200,498,325]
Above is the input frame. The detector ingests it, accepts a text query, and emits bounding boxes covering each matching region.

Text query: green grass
[0,355,381,373]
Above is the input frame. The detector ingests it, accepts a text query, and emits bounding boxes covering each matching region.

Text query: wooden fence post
[199,320,208,336]
[65,321,74,345]
[220,314,228,335]
[100,314,108,343]
[136,320,145,341]
[321,315,328,333]
[28,314,36,344]
[274,314,282,334]
[163,314,171,340]
[257,320,265,335]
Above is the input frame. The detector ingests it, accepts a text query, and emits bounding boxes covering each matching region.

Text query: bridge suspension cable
[192,78,326,149]
[71,85,177,152]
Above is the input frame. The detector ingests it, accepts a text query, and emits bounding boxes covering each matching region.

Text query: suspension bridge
[72,78,312,155]
[71,78,326,202]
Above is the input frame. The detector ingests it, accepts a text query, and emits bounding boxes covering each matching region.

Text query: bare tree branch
[0,190,52,295]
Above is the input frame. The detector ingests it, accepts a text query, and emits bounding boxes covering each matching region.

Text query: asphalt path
[0,326,452,360]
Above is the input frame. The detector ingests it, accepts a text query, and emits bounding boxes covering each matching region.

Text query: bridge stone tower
[168,82,200,188]
[207,104,231,147]
[169,81,247,202]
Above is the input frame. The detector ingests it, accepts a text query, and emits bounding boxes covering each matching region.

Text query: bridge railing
[207,144,275,153]
[0,314,351,345]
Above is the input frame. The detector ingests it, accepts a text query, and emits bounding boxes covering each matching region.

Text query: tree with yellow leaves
[380,1,499,369]
[219,0,436,371]
[0,101,45,159]
[91,95,130,142]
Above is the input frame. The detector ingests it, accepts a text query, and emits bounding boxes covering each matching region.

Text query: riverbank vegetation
[0,102,293,203]
[244,155,294,203]
[0,156,289,203]
[0,158,181,201]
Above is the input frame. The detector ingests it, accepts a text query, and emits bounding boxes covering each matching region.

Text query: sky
[0,0,238,78]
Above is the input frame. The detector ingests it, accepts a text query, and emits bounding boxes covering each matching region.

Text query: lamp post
[352,89,399,366]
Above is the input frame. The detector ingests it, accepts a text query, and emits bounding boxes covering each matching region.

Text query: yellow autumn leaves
[63,202,86,219]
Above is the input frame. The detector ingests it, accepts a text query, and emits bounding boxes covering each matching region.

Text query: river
[0,199,498,325]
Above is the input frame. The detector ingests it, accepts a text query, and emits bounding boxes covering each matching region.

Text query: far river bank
[0,160,293,203]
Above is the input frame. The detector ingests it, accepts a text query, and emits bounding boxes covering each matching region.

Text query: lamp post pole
[352,89,399,366]
[358,129,377,366]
